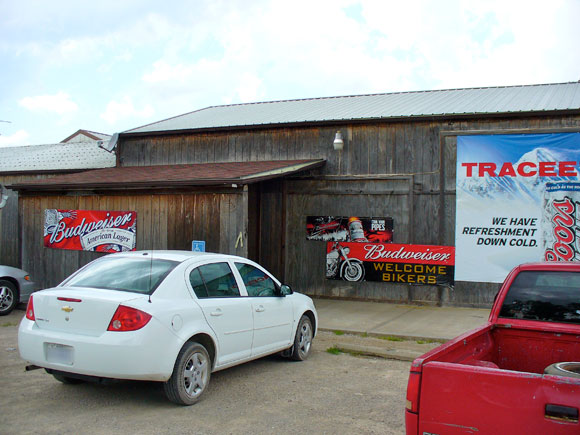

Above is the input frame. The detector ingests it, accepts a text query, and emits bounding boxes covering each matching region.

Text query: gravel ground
[1,309,439,435]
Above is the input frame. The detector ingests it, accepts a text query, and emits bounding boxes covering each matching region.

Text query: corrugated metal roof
[126,82,580,135]
[0,142,116,173]
[8,159,325,191]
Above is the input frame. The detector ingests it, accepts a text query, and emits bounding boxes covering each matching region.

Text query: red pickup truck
[405,262,580,434]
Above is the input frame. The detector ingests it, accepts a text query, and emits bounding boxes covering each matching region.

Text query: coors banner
[543,182,580,261]
[44,209,137,252]
[456,133,580,283]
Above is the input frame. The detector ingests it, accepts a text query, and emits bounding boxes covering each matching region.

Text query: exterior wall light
[333,131,344,150]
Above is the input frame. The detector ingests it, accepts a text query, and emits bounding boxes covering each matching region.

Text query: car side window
[189,263,240,298]
[189,268,208,299]
[235,262,277,297]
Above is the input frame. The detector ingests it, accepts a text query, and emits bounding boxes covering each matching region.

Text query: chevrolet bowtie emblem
[61,306,74,313]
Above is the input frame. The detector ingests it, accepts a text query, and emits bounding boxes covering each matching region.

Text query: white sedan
[18,251,317,405]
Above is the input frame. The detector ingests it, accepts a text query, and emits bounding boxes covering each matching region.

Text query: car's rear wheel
[291,315,313,361]
[0,279,18,316]
[164,342,211,405]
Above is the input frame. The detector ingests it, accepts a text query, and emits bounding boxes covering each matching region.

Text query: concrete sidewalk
[313,298,491,342]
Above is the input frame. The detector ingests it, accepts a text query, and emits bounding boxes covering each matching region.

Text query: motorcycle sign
[326,242,455,285]
[326,241,366,282]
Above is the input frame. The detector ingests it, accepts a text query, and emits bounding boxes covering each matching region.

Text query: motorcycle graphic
[306,217,343,240]
[326,242,365,282]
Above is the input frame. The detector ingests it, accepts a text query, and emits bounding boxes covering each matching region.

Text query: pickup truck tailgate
[418,362,580,434]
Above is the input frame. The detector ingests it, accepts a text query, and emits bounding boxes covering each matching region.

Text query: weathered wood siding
[19,191,247,289]
[284,177,414,302]
[0,174,51,268]
[21,116,580,306]
[78,114,580,307]
[251,180,285,279]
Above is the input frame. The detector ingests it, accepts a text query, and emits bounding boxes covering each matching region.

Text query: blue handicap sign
[191,240,206,252]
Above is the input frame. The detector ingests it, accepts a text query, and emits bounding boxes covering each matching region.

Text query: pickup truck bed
[423,324,580,373]
[406,263,580,435]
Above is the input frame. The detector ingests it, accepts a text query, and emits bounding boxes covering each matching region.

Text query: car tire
[0,279,18,316]
[291,315,313,361]
[52,373,85,384]
[164,342,211,405]
[544,362,580,379]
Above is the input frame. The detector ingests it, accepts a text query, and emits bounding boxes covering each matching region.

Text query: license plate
[45,343,74,365]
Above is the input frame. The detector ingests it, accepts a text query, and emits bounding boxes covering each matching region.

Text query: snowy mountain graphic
[458,147,577,205]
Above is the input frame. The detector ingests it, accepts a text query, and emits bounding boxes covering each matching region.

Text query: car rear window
[62,256,179,294]
[499,270,580,324]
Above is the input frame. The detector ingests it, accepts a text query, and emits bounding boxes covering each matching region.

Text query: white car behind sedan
[18,251,317,405]
[0,265,38,315]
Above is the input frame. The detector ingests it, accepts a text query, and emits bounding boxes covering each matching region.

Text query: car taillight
[57,297,82,303]
[26,295,35,321]
[406,371,421,413]
[107,305,152,332]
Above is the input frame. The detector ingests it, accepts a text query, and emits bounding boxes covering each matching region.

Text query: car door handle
[255,305,265,313]
[210,308,223,317]
[545,404,578,423]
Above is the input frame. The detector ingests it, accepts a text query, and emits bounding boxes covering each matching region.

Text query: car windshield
[62,256,179,294]
[499,270,580,324]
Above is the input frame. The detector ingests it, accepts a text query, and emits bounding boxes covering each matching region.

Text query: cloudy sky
[1,0,579,146]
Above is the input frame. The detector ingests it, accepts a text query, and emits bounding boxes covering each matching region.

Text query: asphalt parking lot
[0,308,427,435]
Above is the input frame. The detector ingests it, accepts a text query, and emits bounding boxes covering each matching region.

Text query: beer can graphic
[348,217,368,242]
[543,182,580,262]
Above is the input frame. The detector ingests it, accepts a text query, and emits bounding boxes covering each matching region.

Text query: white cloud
[3,0,580,142]
[19,92,78,115]
[100,96,155,125]
[142,60,198,84]
[0,130,30,147]
[236,74,264,103]
[358,0,580,89]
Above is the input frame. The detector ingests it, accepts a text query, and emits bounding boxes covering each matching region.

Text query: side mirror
[280,284,293,296]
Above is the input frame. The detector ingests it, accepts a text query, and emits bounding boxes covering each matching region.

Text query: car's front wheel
[164,342,211,405]
[0,279,18,316]
[291,315,313,361]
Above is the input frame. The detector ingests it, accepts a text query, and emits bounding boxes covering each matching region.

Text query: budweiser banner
[326,242,454,285]
[456,133,580,283]
[306,216,393,243]
[44,209,137,252]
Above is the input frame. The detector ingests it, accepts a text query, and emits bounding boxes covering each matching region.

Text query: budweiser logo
[545,197,577,261]
[363,244,452,262]
[47,213,134,244]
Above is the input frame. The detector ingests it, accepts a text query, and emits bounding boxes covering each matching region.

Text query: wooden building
[0,134,114,268]
[9,82,580,307]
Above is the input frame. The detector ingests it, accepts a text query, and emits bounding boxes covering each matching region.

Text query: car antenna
[145,251,153,303]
